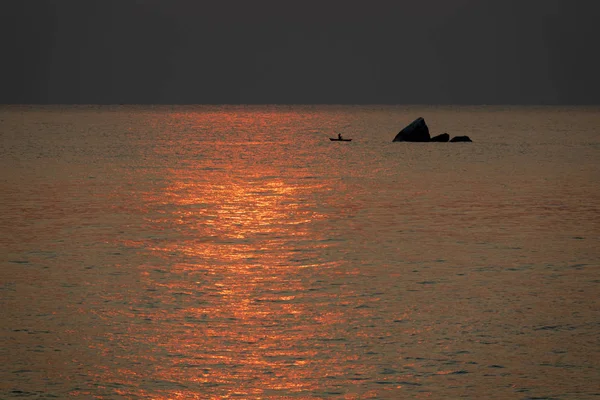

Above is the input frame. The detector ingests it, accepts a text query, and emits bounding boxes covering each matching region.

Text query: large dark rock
[430,133,450,142]
[449,135,472,142]
[392,117,430,142]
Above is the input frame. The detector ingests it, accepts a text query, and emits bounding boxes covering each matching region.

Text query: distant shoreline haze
[3,103,600,107]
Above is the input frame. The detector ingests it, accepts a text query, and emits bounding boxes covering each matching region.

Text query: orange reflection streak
[119,110,356,397]
[87,109,407,399]
[144,174,328,265]
[140,174,334,396]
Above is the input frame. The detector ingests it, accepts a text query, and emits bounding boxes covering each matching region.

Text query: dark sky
[3,0,599,104]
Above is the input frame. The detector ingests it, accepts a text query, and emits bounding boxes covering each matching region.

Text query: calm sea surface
[1,105,599,399]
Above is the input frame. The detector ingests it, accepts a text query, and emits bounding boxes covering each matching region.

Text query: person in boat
[338,133,343,140]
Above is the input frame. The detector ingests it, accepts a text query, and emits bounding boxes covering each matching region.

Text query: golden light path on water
[91,108,391,398]
[112,165,386,398]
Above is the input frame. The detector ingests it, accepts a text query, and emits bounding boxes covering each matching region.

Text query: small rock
[450,135,472,142]
[430,133,450,142]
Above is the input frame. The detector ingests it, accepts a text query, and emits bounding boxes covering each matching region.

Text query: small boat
[330,138,352,141]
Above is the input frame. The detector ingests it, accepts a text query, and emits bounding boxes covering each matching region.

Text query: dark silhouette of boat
[330,133,351,141]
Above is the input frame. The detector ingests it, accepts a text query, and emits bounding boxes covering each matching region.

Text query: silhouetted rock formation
[430,133,450,142]
[392,117,430,142]
[449,135,473,142]
[393,118,473,143]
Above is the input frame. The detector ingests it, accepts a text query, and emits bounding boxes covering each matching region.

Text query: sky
[2,0,600,105]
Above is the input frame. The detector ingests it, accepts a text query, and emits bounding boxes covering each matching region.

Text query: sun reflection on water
[118,147,362,397]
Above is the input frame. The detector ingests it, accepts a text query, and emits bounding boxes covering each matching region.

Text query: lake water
[1,105,599,399]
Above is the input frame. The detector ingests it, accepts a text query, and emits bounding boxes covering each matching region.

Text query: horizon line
[2,103,600,107]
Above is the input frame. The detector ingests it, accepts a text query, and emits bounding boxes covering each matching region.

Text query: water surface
[1,105,599,399]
